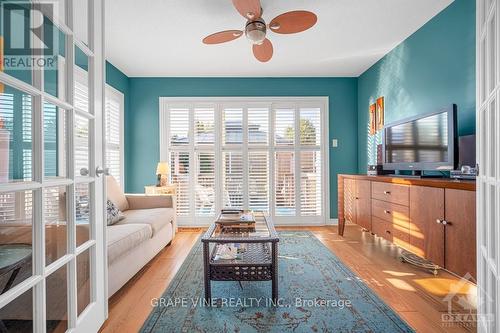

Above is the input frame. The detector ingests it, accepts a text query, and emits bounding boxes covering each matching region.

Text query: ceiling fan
[202,0,317,63]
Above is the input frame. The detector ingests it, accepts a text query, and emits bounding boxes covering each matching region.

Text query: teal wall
[357,0,476,172]
[126,78,359,218]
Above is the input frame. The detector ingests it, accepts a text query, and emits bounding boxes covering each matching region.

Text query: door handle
[383,191,391,195]
[96,167,109,177]
[384,210,391,214]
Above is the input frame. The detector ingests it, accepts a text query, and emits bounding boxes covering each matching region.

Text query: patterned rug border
[140,231,414,332]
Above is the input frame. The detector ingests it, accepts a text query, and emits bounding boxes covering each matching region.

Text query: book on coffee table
[217,210,255,225]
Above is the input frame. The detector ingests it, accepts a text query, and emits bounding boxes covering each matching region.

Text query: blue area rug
[141,231,414,332]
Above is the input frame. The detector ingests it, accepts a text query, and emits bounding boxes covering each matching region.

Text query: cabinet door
[355,180,372,230]
[445,189,476,279]
[409,186,445,266]
[343,179,356,224]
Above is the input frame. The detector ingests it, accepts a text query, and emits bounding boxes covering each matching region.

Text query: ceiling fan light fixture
[245,20,267,45]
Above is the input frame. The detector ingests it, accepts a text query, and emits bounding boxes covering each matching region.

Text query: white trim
[159,96,330,226]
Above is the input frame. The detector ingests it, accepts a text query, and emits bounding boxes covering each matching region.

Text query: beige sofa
[106,176,176,297]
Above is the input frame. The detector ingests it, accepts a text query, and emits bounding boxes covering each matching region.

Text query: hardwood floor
[100,225,477,333]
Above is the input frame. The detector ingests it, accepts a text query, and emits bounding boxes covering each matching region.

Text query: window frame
[159,97,330,226]
[58,57,125,188]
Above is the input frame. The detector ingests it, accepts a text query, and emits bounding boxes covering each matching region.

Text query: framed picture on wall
[369,103,376,135]
[376,97,384,131]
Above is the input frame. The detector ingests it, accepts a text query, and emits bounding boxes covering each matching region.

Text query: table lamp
[156,162,169,187]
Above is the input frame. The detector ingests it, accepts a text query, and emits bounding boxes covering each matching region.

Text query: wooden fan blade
[252,38,273,62]
[269,11,317,34]
[202,30,243,44]
[232,0,262,20]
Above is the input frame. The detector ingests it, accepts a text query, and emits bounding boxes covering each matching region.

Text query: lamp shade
[156,162,169,175]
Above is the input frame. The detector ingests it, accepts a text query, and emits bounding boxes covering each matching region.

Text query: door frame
[0,0,107,331]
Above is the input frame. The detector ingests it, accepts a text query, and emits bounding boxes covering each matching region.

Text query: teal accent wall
[357,0,476,172]
[126,78,359,218]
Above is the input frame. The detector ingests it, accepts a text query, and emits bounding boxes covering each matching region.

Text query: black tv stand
[389,170,446,179]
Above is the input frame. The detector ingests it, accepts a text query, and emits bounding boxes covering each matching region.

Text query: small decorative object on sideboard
[450,165,477,180]
[156,161,169,187]
[0,117,9,183]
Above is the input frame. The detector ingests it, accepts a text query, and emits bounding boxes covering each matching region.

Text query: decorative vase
[0,129,10,183]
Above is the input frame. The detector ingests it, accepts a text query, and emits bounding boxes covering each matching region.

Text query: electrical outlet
[332,139,338,148]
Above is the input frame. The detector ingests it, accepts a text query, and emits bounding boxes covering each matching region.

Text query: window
[160,98,328,225]
[105,86,124,187]
[58,58,125,187]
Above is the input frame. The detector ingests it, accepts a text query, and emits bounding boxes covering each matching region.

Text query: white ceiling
[105,0,453,77]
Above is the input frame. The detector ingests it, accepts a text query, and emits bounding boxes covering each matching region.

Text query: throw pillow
[107,200,125,225]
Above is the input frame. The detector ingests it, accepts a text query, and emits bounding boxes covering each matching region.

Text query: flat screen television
[383,104,458,172]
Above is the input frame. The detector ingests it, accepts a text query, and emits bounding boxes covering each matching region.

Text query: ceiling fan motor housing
[245,19,267,45]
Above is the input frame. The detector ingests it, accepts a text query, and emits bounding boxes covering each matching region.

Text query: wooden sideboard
[338,174,476,278]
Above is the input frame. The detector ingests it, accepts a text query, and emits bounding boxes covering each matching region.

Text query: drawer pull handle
[386,230,391,234]
[384,210,391,214]
[384,191,391,195]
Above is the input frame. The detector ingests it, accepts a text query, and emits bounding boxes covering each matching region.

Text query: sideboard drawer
[372,217,392,241]
[372,199,410,228]
[372,182,409,206]
[372,216,410,249]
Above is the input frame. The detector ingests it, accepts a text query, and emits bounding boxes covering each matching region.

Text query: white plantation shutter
[223,152,243,209]
[160,98,326,224]
[195,152,215,216]
[248,151,269,211]
[105,87,124,186]
[275,152,295,216]
[170,151,190,215]
[300,151,322,216]
[275,108,295,145]
[248,107,268,145]
[170,108,189,146]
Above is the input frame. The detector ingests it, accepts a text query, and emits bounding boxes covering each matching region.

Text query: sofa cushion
[119,208,174,236]
[106,176,129,212]
[107,200,125,225]
[107,224,152,264]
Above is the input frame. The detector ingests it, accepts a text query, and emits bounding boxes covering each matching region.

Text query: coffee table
[201,212,279,302]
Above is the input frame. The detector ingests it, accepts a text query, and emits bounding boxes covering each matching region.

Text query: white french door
[477,0,500,332]
[159,97,329,226]
[0,1,106,332]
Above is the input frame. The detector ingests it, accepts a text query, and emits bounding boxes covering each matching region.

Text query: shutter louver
[248,107,268,145]
[275,108,295,146]
[105,90,123,185]
[248,152,269,211]
[223,108,243,145]
[170,151,190,215]
[300,108,321,146]
[275,151,295,216]
[195,152,215,216]
[223,152,243,209]
[300,151,322,216]
[170,108,189,146]
[194,108,214,145]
